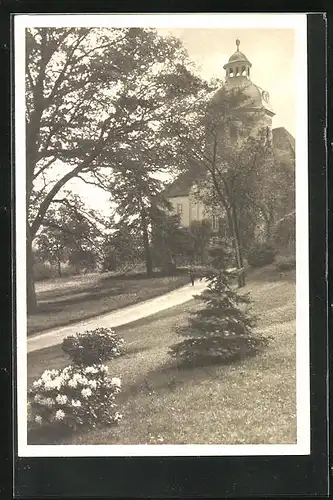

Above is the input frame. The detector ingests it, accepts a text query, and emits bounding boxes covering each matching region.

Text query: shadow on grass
[33,271,189,315]
[27,420,120,446]
[35,284,127,312]
[119,342,269,402]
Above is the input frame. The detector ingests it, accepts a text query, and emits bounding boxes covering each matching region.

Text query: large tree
[26,27,209,309]
[163,84,273,287]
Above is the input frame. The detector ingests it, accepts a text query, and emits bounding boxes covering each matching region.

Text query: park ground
[27,265,296,445]
[28,268,190,335]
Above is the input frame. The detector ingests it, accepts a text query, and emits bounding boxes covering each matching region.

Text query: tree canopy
[26,27,211,308]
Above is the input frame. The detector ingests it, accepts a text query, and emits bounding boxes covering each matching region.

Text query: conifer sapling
[170,241,268,366]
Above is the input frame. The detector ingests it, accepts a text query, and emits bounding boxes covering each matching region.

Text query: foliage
[28,364,122,431]
[33,261,58,281]
[151,212,182,270]
[187,219,213,264]
[152,216,213,270]
[246,242,276,268]
[273,211,296,254]
[61,328,124,366]
[101,226,143,272]
[275,255,296,272]
[170,243,268,366]
[34,192,102,275]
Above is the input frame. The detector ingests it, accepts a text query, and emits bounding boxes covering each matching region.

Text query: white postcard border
[15,13,309,457]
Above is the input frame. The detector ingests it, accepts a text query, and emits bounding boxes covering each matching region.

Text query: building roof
[163,163,205,198]
[164,127,295,199]
[211,81,275,116]
[223,39,252,69]
[228,50,251,64]
[272,126,295,155]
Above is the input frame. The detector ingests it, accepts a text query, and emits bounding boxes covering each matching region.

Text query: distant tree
[255,151,295,243]
[109,167,174,277]
[151,212,182,272]
[169,242,268,366]
[273,211,296,255]
[101,226,143,273]
[188,219,212,265]
[68,249,97,274]
[151,216,213,270]
[35,193,102,276]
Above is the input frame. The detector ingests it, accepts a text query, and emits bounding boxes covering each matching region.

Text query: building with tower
[164,40,295,234]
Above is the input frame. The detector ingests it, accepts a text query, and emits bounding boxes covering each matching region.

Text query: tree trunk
[226,207,245,288]
[26,236,37,313]
[57,258,62,278]
[140,209,153,278]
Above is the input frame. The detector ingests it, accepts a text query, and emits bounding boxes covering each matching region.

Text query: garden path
[27,279,208,353]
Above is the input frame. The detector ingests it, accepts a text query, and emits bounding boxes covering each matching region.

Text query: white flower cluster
[29,363,122,430]
[110,377,121,389]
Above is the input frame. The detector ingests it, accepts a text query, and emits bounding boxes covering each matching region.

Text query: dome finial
[236,38,240,51]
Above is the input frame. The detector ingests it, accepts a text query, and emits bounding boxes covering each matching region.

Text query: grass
[27,266,296,445]
[28,270,189,335]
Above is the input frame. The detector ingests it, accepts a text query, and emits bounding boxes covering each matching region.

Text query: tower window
[241,66,246,76]
[176,203,183,215]
[212,215,219,231]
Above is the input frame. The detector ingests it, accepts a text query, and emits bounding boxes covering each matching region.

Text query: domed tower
[215,39,275,132]
[223,38,252,82]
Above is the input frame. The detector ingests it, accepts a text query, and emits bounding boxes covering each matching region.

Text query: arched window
[235,66,239,76]
[241,66,246,76]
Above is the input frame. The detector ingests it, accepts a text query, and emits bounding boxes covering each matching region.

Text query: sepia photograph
[15,13,309,456]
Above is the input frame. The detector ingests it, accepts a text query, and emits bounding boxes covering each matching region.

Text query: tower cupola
[223,39,252,81]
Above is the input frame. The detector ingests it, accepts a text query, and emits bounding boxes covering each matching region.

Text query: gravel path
[27,279,207,353]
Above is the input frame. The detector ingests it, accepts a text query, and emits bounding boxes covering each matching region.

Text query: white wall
[168,196,208,227]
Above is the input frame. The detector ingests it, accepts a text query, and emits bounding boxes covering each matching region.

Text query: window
[212,215,219,231]
[176,203,183,215]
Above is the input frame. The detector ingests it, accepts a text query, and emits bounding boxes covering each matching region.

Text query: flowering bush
[61,327,124,366]
[28,364,122,431]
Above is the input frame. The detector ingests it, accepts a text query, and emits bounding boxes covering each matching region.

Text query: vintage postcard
[15,13,309,457]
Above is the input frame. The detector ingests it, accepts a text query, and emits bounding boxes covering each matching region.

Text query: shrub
[33,262,57,281]
[275,256,296,272]
[246,243,276,268]
[62,328,124,366]
[28,364,122,431]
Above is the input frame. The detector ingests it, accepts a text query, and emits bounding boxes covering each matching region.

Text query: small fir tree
[170,242,268,366]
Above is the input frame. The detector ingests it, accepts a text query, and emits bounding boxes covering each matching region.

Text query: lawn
[27,267,296,445]
[28,270,189,335]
